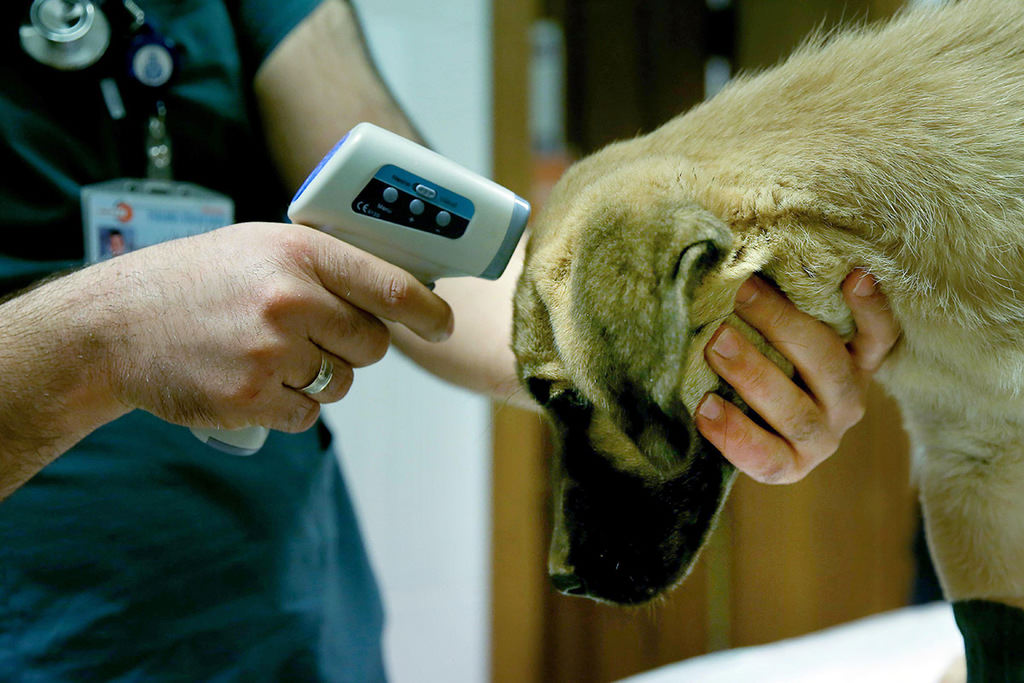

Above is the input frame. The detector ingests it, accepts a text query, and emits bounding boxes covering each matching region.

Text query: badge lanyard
[20,0,235,270]
[19,0,180,179]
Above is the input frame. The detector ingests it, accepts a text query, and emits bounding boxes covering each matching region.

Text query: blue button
[435,211,451,227]
[382,186,399,202]
[409,199,425,215]
[415,184,437,199]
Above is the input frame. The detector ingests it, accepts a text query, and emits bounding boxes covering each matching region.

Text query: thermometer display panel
[350,164,473,240]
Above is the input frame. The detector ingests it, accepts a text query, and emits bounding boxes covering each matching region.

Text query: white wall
[321,2,493,682]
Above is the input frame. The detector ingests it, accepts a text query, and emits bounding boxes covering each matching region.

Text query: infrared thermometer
[193,122,531,455]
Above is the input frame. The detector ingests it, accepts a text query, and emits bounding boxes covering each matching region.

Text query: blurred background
[326,0,947,681]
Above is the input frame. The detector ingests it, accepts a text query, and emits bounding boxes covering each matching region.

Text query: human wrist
[16,264,131,430]
[0,265,133,497]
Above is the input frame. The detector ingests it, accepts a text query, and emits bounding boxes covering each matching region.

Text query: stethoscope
[18,0,179,178]
[18,0,170,83]
[18,0,116,71]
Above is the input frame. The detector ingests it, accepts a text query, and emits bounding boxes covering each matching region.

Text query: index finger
[732,275,852,407]
[842,269,900,372]
[312,233,454,343]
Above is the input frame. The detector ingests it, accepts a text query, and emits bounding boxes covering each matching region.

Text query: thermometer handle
[191,425,269,456]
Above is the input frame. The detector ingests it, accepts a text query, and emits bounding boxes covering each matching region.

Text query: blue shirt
[0,1,386,679]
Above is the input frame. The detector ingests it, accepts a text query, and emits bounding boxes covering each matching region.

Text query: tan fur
[514,0,1024,605]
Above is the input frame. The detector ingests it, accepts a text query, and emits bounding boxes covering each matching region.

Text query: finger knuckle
[839,352,866,386]
[786,404,827,444]
[718,412,799,484]
[365,322,391,364]
[752,454,795,485]
[338,315,390,366]
[331,364,355,400]
[276,227,315,264]
[379,274,410,310]
[771,463,806,484]
[245,332,291,367]
[256,279,306,321]
[218,368,274,410]
[332,309,361,341]
[859,335,898,373]
[832,378,867,428]
[763,298,791,331]
[719,415,751,451]
[744,364,776,398]
[851,398,867,424]
[282,401,319,433]
[837,396,867,429]
[818,433,842,460]
[856,351,884,374]
[884,328,902,350]
[754,444,809,484]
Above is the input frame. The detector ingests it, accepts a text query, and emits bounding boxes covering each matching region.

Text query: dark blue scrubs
[0,1,386,680]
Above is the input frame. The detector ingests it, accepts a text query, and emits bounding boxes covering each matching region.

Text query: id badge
[81,179,233,262]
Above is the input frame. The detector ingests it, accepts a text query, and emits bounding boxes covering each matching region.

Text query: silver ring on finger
[300,355,334,395]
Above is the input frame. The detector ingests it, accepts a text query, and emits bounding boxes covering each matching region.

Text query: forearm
[0,268,127,498]
[387,247,537,410]
[254,0,421,193]
[255,0,535,408]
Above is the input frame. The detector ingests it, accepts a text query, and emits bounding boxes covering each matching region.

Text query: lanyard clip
[146,101,172,180]
[121,0,146,32]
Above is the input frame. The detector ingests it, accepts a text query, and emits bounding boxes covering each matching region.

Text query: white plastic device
[191,424,271,456]
[289,122,531,282]
[194,122,531,455]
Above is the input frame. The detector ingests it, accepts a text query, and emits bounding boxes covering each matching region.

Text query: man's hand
[0,221,453,498]
[103,222,453,433]
[252,0,531,405]
[694,270,900,484]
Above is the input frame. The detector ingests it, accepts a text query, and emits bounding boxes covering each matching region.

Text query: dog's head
[513,146,765,604]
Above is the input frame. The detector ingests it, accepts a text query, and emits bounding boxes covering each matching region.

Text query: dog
[512,0,1024,630]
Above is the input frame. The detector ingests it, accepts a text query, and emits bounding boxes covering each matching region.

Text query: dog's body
[513,0,1024,614]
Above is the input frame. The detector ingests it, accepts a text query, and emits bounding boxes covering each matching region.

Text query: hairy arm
[398,247,528,407]
[0,269,128,498]
[0,223,452,500]
[253,0,420,187]
[253,0,530,408]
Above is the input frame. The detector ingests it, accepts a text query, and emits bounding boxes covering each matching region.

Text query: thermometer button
[382,186,399,202]
[409,198,425,215]
[435,211,452,227]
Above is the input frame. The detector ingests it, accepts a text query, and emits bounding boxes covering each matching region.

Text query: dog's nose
[551,572,587,596]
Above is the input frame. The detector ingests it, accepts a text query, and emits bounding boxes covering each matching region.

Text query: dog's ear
[569,200,731,477]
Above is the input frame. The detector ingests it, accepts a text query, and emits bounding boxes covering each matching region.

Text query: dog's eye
[527,377,553,405]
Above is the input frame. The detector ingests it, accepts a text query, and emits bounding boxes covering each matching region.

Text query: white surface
[621,602,964,683]
[350,2,492,176]
[322,2,494,683]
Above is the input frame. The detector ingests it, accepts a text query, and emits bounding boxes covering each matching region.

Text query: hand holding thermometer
[192,122,531,455]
